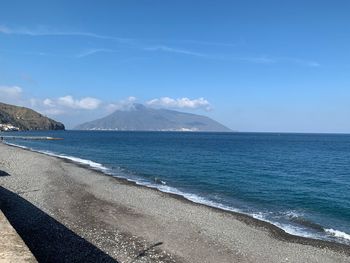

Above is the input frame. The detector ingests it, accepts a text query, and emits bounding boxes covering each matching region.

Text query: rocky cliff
[0,102,65,131]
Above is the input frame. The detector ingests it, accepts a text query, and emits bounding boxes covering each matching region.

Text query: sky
[0,0,350,132]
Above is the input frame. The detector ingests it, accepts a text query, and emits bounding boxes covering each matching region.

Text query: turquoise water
[3,131,350,244]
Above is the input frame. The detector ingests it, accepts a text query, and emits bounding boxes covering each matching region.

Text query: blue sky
[1,0,349,132]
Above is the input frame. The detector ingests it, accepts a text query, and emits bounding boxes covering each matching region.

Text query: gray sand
[0,143,349,263]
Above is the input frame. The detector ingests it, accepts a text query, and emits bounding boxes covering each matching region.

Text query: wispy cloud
[148,39,243,48]
[280,57,320,67]
[0,25,240,47]
[175,39,240,47]
[144,45,207,57]
[76,48,119,58]
[237,56,276,64]
[143,48,320,67]
[0,25,320,67]
[0,25,133,44]
[234,56,320,67]
[0,25,11,34]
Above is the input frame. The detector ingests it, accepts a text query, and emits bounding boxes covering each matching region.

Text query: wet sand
[0,143,349,263]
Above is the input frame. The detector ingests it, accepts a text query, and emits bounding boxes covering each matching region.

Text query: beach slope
[0,143,349,263]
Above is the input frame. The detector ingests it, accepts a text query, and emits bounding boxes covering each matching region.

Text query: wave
[40,151,109,172]
[4,141,350,246]
[287,215,325,232]
[325,229,350,241]
[153,177,167,185]
[5,142,109,172]
[250,211,318,238]
[5,142,29,150]
[83,166,329,242]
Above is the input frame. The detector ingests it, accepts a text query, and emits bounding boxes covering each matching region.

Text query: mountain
[75,104,231,132]
[0,102,65,131]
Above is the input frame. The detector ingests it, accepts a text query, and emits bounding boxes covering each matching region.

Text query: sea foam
[5,142,109,172]
[325,229,350,241]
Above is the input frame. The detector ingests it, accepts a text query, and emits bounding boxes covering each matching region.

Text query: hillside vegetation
[0,102,65,130]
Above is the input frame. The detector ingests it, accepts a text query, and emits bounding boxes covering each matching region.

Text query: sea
[2,130,350,245]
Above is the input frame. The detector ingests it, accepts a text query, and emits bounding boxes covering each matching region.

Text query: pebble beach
[0,142,349,263]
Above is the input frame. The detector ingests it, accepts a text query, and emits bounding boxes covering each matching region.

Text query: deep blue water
[2,131,350,244]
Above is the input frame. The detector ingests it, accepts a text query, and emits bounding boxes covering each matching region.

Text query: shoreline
[1,142,349,262]
[5,141,350,251]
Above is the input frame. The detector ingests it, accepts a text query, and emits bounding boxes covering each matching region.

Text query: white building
[0,123,20,131]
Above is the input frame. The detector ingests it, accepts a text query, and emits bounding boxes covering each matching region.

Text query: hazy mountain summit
[75,103,231,132]
[0,102,65,131]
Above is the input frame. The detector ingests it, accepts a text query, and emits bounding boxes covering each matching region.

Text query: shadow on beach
[0,170,10,176]
[0,186,118,263]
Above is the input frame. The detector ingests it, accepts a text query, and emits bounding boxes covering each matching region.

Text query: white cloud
[106,96,137,112]
[76,97,101,110]
[29,98,40,107]
[33,96,101,116]
[57,95,75,107]
[57,95,101,110]
[43,98,55,107]
[41,108,65,115]
[0,85,23,98]
[0,84,104,126]
[147,97,211,111]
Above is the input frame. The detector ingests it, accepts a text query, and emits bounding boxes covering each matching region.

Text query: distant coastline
[75,103,232,132]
